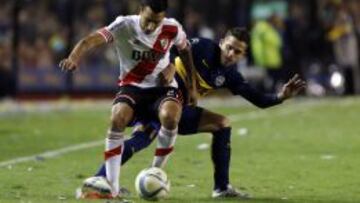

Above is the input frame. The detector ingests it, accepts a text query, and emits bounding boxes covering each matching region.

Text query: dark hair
[225,27,250,44]
[140,0,168,13]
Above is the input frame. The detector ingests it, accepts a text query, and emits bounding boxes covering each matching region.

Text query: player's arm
[171,20,198,105]
[226,70,305,108]
[59,32,107,72]
[159,63,176,85]
[177,43,198,105]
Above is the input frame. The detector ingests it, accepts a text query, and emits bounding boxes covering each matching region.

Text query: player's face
[219,36,247,67]
[140,6,165,35]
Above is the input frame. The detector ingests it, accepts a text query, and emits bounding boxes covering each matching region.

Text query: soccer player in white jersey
[59,0,197,199]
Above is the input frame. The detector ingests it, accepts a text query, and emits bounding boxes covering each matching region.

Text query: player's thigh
[177,105,204,135]
[111,86,141,130]
[111,102,134,130]
[197,109,230,133]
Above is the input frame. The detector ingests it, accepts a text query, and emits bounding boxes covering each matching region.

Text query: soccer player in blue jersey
[92,27,306,198]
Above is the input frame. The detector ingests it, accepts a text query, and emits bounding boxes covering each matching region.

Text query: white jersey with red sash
[98,15,187,88]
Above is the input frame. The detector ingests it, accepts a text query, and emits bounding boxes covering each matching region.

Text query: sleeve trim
[97,27,114,43]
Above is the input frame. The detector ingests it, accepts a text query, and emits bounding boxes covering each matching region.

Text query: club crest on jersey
[215,75,226,87]
[160,38,170,49]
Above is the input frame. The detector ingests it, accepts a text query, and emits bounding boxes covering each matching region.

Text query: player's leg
[98,86,145,198]
[195,109,231,191]
[123,123,159,163]
[80,100,134,199]
[167,105,232,192]
[152,92,182,168]
[104,102,134,197]
[196,109,250,198]
[95,123,158,177]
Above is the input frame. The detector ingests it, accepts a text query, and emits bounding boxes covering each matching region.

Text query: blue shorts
[178,105,204,135]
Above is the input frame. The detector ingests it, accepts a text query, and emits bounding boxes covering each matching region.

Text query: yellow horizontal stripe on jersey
[175,57,214,97]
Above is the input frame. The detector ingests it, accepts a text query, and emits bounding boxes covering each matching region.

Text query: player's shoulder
[190,37,216,46]
[162,17,183,29]
[189,37,218,52]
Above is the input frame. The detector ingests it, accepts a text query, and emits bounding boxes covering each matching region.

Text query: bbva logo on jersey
[132,50,164,62]
[215,75,226,87]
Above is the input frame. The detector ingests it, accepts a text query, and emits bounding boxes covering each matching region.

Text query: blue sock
[95,124,158,177]
[211,127,231,191]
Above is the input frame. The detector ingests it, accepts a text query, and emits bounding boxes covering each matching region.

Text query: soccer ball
[135,167,170,201]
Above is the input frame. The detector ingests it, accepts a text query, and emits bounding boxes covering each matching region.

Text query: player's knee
[214,116,231,131]
[158,102,181,130]
[159,110,180,129]
[110,111,128,131]
[110,104,133,130]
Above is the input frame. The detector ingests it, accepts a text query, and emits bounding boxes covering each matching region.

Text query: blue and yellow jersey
[173,38,282,108]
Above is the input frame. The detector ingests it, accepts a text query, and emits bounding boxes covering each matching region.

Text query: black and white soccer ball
[135,167,170,201]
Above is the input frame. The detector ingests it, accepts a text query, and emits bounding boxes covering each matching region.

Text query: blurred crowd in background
[1,0,360,99]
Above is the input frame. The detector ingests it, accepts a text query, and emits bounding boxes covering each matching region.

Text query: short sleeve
[97,16,126,43]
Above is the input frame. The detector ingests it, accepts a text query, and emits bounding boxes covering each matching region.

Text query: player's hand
[277,74,306,101]
[59,58,78,72]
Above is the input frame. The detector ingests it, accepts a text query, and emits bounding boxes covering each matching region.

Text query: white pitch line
[0,140,103,168]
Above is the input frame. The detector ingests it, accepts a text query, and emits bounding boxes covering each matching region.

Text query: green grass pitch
[0,98,360,203]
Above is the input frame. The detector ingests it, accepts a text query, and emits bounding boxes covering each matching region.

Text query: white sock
[105,130,124,197]
[152,126,177,168]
